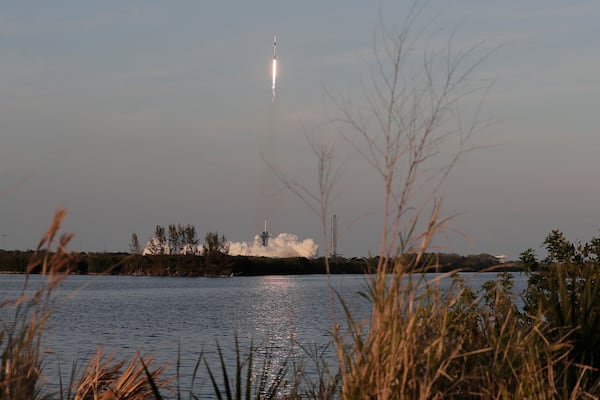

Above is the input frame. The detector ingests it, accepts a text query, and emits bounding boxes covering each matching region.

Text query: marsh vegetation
[3,2,599,398]
[2,211,600,399]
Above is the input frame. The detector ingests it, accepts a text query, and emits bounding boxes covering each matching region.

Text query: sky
[0,1,599,260]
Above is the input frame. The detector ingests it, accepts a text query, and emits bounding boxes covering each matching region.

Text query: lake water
[0,272,527,397]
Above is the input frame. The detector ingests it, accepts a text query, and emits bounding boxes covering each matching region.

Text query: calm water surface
[0,272,526,395]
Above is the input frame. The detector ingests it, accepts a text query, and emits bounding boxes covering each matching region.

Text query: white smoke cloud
[142,233,319,258]
[228,233,318,258]
[142,239,201,255]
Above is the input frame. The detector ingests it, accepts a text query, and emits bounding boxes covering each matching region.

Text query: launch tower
[260,220,269,247]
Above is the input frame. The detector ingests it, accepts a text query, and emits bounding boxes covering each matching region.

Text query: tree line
[130,224,229,257]
[0,249,516,276]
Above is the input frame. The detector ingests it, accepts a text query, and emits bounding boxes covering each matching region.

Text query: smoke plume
[142,232,318,258]
[228,233,318,258]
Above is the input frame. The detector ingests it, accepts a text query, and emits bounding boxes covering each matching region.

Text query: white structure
[494,254,507,263]
[260,220,269,247]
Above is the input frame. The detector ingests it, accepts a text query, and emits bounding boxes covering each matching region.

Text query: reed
[0,210,172,400]
[0,209,73,400]
[67,350,172,400]
[330,256,600,399]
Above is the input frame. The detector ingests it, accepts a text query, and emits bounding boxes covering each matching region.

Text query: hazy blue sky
[1,1,598,260]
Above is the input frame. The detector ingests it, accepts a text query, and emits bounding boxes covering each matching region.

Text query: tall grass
[203,338,297,400]
[0,209,73,399]
[331,263,599,398]
[67,350,172,400]
[0,210,172,400]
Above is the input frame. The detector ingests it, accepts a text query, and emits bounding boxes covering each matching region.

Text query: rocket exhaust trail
[272,35,277,101]
[272,59,277,100]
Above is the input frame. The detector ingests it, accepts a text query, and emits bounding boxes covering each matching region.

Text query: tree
[129,233,141,254]
[521,230,600,394]
[202,231,230,274]
[146,225,166,255]
[168,224,181,255]
[203,231,229,258]
[182,224,199,254]
[143,224,201,255]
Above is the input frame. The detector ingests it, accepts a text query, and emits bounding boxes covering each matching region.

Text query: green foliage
[519,248,539,272]
[521,230,600,396]
[400,252,507,272]
[203,231,229,257]
[84,253,127,274]
[0,250,31,273]
[202,232,231,274]
[204,338,295,400]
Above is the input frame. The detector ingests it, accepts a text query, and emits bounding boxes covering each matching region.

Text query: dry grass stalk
[321,1,502,398]
[71,349,172,400]
[1,209,175,399]
[0,208,74,400]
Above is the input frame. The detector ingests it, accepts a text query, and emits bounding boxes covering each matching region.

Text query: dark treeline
[401,252,521,272]
[0,250,519,276]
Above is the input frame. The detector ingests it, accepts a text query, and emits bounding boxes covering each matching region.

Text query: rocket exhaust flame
[272,35,277,101]
[272,58,277,100]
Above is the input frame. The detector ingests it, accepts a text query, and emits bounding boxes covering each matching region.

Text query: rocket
[273,35,277,60]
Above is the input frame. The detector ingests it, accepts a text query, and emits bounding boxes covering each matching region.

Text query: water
[0,272,527,396]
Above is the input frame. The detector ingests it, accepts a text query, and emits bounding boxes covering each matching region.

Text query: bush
[521,230,600,396]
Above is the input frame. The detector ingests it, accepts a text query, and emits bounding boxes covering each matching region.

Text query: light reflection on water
[0,272,527,396]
